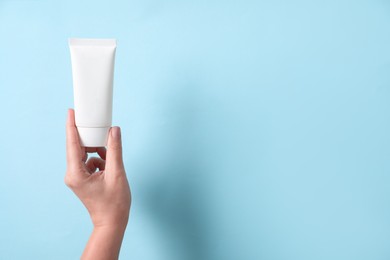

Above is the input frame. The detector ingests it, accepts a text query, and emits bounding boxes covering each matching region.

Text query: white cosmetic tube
[69,38,116,147]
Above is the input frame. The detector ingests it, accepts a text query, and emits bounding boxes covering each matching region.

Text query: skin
[65,109,131,260]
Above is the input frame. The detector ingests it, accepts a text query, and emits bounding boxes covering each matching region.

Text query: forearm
[81,225,126,260]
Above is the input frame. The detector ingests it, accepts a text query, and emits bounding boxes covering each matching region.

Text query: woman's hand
[65,109,131,259]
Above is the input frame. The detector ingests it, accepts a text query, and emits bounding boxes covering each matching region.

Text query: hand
[65,109,131,259]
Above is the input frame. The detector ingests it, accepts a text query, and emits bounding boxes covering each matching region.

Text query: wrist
[82,220,127,260]
[93,219,128,232]
[91,211,129,231]
[93,223,127,238]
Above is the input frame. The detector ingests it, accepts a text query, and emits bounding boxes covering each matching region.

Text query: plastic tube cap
[77,126,110,147]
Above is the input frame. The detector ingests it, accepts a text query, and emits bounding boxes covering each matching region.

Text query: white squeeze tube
[69,38,117,147]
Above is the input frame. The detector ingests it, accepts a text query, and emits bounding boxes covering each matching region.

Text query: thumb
[105,126,124,173]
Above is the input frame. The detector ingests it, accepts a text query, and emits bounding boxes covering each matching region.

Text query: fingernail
[112,127,121,140]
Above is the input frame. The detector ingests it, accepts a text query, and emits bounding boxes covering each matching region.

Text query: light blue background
[1,0,390,259]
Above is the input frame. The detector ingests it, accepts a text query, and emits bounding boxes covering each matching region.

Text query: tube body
[69,38,116,147]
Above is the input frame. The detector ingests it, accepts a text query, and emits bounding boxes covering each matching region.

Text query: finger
[86,157,106,173]
[66,109,84,171]
[85,147,98,153]
[84,147,106,160]
[105,126,124,174]
[82,152,88,162]
[97,147,107,160]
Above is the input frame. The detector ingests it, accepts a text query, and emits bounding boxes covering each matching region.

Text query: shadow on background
[144,165,211,260]
[132,76,215,260]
